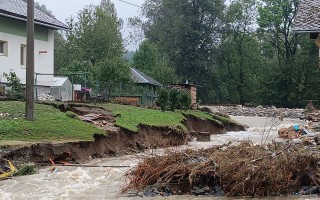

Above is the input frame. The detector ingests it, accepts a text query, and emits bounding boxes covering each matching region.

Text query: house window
[20,45,26,66]
[0,41,8,56]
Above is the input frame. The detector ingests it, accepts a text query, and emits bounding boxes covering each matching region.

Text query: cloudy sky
[36,0,145,49]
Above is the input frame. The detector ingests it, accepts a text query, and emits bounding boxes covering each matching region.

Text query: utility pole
[26,0,35,121]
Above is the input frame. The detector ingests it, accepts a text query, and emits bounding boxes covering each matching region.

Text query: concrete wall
[0,16,54,86]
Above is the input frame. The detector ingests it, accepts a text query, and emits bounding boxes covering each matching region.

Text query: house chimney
[186,80,189,84]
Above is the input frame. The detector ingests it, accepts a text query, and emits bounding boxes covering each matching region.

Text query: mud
[1,114,244,164]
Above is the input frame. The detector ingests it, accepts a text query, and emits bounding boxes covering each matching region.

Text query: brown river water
[0,116,318,200]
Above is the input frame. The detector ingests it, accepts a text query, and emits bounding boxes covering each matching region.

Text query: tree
[133,40,178,84]
[213,0,262,104]
[141,0,225,103]
[257,0,304,107]
[258,0,299,62]
[95,57,131,100]
[3,72,22,99]
[56,0,125,90]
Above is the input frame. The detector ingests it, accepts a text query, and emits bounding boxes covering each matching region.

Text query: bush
[158,89,169,111]
[158,88,191,111]
[178,91,191,111]
[66,111,77,118]
[3,72,22,99]
[169,89,179,111]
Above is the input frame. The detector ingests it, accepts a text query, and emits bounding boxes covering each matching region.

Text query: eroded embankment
[1,105,244,164]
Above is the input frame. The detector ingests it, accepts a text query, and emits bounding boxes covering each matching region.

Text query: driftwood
[123,141,320,197]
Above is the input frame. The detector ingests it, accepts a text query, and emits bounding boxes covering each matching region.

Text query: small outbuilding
[50,77,73,101]
[112,68,163,106]
[168,82,199,106]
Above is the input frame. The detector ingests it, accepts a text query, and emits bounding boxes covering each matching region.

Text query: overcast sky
[35,0,145,50]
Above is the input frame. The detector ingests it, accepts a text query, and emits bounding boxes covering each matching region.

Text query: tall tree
[57,0,126,89]
[141,0,225,103]
[133,40,179,84]
[257,0,303,106]
[218,0,260,104]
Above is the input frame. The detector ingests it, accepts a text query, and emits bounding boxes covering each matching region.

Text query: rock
[191,187,206,195]
[301,186,319,195]
[203,106,304,119]
[292,139,303,144]
[143,187,160,197]
[213,186,225,196]
[314,136,319,143]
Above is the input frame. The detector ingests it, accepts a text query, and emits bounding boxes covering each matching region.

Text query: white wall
[0,30,54,86]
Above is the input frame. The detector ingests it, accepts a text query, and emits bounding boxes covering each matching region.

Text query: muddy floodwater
[0,116,317,200]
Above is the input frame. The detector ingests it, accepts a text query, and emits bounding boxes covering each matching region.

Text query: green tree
[141,0,225,103]
[56,0,125,90]
[133,40,178,84]
[95,57,131,100]
[257,0,304,107]
[3,72,22,99]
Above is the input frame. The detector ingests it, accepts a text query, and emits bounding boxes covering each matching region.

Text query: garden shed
[50,77,72,101]
[112,68,162,106]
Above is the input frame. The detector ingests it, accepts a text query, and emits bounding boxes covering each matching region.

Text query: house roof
[0,0,68,30]
[293,0,320,33]
[170,83,199,87]
[51,77,69,87]
[130,68,162,87]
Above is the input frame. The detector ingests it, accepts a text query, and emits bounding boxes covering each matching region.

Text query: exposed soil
[183,115,244,134]
[1,104,245,164]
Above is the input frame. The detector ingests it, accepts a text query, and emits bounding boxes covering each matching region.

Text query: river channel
[0,116,318,200]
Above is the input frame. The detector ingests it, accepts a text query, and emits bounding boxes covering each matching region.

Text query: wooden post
[26,0,35,121]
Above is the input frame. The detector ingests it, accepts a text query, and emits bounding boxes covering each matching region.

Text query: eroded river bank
[1,115,316,200]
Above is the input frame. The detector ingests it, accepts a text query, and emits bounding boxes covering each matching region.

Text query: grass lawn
[104,104,232,132]
[0,101,104,143]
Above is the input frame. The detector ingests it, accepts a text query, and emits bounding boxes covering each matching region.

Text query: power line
[117,0,142,8]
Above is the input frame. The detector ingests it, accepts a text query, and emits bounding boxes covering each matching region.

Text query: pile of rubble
[206,105,304,119]
[72,106,120,133]
[0,112,23,119]
[123,141,320,197]
[37,93,55,102]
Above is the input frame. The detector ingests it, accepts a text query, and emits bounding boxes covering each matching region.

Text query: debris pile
[207,105,304,119]
[37,93,55,101]
[0,113,12,118]
[73,106,120,132]
[123,141,320,197]
[305,106,320,133]
[0,160,17,180]
[0,112,24,119]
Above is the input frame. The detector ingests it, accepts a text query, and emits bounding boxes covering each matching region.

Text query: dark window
[20,45,25,66]
[0,42,4,54]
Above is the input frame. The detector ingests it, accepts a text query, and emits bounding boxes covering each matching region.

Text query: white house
[0,0,71,100]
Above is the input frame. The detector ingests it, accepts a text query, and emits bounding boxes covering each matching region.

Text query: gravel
[204,105,305,119]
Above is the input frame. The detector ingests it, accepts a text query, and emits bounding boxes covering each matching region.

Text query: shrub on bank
[158,88,191,111]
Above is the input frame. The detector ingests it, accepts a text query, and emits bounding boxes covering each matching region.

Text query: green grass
[104,104,235,132]
[0,101,104,143]
[105,104,186,132]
